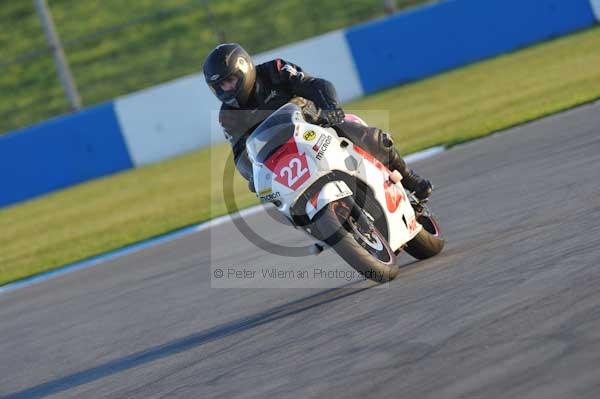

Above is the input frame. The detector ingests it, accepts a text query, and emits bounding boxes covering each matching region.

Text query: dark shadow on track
[1,282,374,399]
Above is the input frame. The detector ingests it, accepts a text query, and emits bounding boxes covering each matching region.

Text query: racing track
[1,102,600,399]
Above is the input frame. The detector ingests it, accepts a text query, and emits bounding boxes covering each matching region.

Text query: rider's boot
[402,168,433,201]
[338,124,434,201]
[385,141,433,201]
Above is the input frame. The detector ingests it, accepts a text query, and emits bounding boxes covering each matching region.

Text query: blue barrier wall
[345,0,597,94]
[0,103,132,207]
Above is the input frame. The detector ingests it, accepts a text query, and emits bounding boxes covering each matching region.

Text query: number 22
[280,157,308,187]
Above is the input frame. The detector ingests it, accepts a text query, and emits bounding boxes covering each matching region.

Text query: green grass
[2,26,600,286]
[0,0,428,134]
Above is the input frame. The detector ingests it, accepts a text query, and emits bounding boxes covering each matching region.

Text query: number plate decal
[265,137,311,190]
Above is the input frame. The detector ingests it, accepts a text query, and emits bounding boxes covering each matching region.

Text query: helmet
[203,43,256,108]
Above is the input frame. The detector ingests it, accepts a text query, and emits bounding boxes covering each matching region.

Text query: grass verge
[1,0,427,134]
[2,26,600,286]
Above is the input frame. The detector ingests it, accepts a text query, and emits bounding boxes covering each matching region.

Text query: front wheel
[311,200,399,283]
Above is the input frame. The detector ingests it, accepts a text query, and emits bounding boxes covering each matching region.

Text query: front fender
[305,180,353,220]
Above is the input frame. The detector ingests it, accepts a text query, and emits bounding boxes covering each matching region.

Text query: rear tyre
[403,215,444,260]
[311,200,399,283]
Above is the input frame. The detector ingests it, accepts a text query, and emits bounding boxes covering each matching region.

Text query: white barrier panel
[591,0,600,20]
[115,30,363,166]
[115,74,221,166]
[253,30,364,103]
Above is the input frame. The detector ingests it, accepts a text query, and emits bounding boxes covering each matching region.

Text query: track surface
[2,103,600,399]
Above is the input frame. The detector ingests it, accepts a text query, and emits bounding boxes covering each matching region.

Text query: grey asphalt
[2,102,600,399]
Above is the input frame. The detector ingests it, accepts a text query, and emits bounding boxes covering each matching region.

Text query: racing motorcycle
[246,100,444,283]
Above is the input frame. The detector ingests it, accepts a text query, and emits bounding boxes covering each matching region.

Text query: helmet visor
[208,70,245,106]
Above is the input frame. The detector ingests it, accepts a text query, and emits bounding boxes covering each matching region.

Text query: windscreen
[246,103,302,163]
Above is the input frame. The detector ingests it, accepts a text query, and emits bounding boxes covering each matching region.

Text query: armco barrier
[115,30,362,167]
[0,102,132,208]
[593,0,600,20]
[345,0,598,94]
[1,0,598,208]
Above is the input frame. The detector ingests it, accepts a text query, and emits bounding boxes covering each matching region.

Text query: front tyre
[311,200,399,283]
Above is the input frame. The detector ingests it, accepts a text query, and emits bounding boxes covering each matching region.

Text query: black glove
[320,107,345,127]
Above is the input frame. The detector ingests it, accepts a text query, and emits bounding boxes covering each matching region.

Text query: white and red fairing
[251,112,421,252]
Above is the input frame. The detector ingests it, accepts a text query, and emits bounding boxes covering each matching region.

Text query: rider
[203,43,433,200]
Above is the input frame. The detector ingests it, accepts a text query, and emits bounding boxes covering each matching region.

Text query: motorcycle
[246,101,444,283]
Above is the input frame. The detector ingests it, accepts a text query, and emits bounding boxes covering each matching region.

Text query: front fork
[304,196,375,256]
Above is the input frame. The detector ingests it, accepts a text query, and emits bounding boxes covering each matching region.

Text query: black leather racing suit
[218,59,410,185]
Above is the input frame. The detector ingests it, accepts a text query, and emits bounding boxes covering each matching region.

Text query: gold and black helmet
[203,43,256,108]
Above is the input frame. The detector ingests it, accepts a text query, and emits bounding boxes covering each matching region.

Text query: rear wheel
[311,199,399,283]
[403,214,444,260]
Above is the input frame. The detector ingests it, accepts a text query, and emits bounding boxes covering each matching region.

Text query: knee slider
[380,131,394,149]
